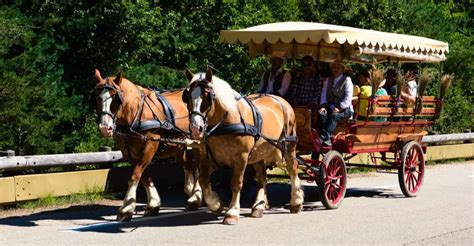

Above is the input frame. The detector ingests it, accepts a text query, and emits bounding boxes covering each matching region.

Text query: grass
[18,186,120,210]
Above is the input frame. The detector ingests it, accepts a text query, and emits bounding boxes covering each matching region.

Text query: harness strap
[155,92,176,125]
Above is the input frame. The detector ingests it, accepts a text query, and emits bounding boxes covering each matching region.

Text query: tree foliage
[0,1,471,154]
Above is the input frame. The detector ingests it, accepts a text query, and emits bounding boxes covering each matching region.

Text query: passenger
[318,61,354,146]
[373,79,388,122]
[382,69,417,104]
[288,55,323,106]
[258,51,292,97]
[401,71,418,105]
[356,70,388,122]
[382,69,397,96]
[356,70,372,118]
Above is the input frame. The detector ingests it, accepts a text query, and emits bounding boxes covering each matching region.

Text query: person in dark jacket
[258,51,292,97]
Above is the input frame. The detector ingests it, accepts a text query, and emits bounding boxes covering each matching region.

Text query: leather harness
[185,79,297,162]
[96,82,187,142]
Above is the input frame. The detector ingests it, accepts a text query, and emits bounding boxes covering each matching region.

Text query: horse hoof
[250,208,264,218]
[222,215,239,225]
[117,211,133,222]
[185,202,200,211]
[144,206,160,217]
[289,204,302,214]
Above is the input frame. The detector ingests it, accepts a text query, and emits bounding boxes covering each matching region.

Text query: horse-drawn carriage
[220,22,450,209]
[95,22,450,224]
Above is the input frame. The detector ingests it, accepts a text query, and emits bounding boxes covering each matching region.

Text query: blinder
[95,82,123,119]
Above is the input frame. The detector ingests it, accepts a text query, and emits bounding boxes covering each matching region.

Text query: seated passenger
[258,51,292,97]
[382,69,397,96]
[288,55,323,106]
[400,71,418,106]
[318,61,354,146]
[357,70,387,122]
[356,70,372,118]
[382,69,417,105]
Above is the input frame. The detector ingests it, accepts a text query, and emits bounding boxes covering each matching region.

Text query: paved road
[1,162,473,245]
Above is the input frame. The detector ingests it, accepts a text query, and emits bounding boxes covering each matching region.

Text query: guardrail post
[464,129,472,143]
[0,150,15,157]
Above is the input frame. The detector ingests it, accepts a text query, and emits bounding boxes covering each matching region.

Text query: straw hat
[330,60,347,69]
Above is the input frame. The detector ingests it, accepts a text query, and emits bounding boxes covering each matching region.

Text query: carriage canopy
[220,22,449,63]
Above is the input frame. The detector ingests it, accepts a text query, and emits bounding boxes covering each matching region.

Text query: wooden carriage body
[294,95,439,155]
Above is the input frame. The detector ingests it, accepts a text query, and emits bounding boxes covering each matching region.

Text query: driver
[258,51,292,97]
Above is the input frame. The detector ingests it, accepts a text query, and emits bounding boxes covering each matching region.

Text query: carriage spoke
[412,173,419,184]
[330,186,337,201]
[333,165,341,175]
[409,174,415,191]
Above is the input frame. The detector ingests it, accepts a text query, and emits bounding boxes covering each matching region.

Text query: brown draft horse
[94,69,202,221]
[182,69,304,225]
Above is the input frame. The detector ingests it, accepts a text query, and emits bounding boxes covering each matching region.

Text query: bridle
[183,78,216,123]
[94,80,124,120]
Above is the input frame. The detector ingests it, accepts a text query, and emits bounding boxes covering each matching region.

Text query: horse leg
[141,168,161,217]
[199,159,223,213]
[286,142,304,213]
[223,158,247,225]
[179,150,202,210]
[117,163,147,221]
[250,161,267,218]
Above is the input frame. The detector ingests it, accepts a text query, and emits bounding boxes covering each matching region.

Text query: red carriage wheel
[398,141,425,197]
[319,150,347,209]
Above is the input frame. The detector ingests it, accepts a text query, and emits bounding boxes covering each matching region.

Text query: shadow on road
[0,204,118,227]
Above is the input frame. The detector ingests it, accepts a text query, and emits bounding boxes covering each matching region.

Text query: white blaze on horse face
[190,86,205,139]
[98,89,114,137]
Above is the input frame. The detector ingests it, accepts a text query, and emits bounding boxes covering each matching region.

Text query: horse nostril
[198,126,203,132]
[107,126,113,131]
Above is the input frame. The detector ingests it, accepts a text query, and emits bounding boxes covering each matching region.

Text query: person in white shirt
[318,61,354,146]
[258,51,292,97]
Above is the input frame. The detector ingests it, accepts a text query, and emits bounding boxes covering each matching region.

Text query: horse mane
[192,73,239,114]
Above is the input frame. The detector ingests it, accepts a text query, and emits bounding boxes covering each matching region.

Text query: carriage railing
[353,95,440,122]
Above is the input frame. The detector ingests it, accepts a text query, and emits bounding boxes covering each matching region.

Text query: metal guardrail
[421,133,474,144]
[0,151,124,171]
[0,133,472,172]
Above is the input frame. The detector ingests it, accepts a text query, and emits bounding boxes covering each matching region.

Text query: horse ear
[114,71,123,84]
[185,68,194,82]
[206,68,213,82]
[95,69,103,83]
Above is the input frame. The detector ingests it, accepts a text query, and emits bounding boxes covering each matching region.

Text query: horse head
[94,69,125,138]
[183,68,216,139]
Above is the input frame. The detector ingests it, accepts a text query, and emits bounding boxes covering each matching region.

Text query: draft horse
[182,69,304,225]
[94,70,202,221]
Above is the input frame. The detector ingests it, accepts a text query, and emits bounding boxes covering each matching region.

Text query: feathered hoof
[185,201,200,211]
[144,206,160,217]
[222,215,239,225]
[116,211,133,222]
[289,204,302,214]
[250,208,264,218]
